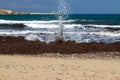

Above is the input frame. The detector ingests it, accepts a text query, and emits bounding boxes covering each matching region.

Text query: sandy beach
[0,54,120,80]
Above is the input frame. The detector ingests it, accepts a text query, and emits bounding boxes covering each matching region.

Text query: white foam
[0,19,75,24]
[0,29,120,43]
[1,19,120,43]
[86,24,120,28]
[0,19,78,29]
[1,19,120,29]
[0,30,55,35]
[91,31,120,37]
[24,23,83,29]
[25,34,43,41]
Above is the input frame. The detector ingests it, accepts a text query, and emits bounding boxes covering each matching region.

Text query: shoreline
[1,52,119,59]
[0,36,120,58]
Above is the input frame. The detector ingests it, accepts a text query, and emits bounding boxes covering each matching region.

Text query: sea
[0,14,120,43]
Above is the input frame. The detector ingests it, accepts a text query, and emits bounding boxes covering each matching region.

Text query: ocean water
[0,14,120,43]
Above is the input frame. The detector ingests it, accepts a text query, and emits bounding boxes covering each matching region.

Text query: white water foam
[25,34,43,41]
[0,19,77,29]
[0,19,74,24]
[85,24,120,28]
[0,28,120,43]
[1,19,120,29]
[1,19,120,43]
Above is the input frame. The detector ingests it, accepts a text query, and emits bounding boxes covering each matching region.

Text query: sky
[0,0,120,14]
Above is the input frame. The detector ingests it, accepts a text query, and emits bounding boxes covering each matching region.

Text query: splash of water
[58,0,69,19]
[55,16,64,41]
[55,0,69,41]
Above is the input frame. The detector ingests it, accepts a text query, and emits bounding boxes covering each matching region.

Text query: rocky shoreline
[0,36,120,57]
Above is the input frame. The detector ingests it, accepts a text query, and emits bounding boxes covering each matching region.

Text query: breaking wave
[0,19,120,43]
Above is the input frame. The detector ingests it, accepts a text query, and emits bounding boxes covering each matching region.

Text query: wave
[0,19,82,29]
[83,25,120,31]
[0,23,120,32]
[0,29,120,43]
[0,19,75,24]
[0,19,120,30]
[71,19,120,25]
[0,19,120,43]
[0,19,78,29]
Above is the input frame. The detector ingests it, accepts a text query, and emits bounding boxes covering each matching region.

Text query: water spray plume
[55,0,69,42]
[55,16,64,41]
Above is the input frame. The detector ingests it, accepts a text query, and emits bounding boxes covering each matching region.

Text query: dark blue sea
[0,14,120,43]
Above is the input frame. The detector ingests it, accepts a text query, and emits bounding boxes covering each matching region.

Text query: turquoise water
[0,14,120,24]
[0,14,120,43]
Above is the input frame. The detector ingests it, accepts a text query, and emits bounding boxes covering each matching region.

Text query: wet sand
[0,55,120,80]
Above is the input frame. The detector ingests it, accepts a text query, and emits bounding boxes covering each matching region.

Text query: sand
[0,55,120,80]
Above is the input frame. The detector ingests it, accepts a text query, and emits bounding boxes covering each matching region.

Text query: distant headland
[0,8,56,15]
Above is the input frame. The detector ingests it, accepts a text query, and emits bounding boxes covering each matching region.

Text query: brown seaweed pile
[0,36,120,55]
